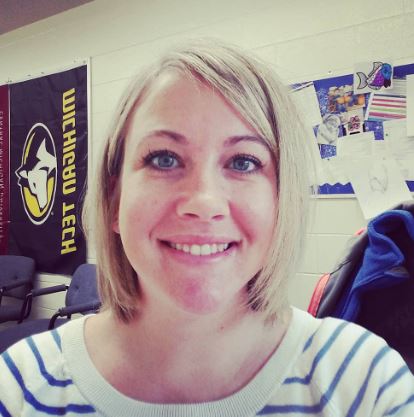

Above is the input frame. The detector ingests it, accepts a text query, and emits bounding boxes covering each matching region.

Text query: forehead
[125,71,259,141]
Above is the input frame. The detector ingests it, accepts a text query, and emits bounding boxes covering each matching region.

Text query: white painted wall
[1,0,412,319]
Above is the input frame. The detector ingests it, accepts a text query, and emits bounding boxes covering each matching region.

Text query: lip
[158,235,239,245]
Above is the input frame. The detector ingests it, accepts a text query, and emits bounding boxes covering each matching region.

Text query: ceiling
[0,0,93,35]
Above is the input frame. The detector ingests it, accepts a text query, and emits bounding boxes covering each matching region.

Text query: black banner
[0,85,10,255]
[6,65,88,274]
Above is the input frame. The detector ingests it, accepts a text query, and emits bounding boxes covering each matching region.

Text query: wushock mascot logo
[15,123,57,225]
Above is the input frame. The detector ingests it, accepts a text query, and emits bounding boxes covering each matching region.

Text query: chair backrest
[0,255,36,300]
[66,264,99,310]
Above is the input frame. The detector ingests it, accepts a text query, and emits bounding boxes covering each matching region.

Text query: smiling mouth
[162,241,236,256]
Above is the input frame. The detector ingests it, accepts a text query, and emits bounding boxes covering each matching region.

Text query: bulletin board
[295,62,414,197]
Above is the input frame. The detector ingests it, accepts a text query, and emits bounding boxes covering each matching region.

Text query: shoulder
[0,318,94,416]
[282,311,414,416]
[298,315,400,379]
[1,320,71,375]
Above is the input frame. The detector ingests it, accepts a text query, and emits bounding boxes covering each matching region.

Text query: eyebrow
[224,134,269,149]
[141,129,269,149]
[141,129,188,144]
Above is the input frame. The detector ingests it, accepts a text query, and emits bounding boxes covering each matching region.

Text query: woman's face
[114,72,277,316]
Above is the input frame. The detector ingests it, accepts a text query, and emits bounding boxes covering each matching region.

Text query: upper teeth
[169,243,230,256]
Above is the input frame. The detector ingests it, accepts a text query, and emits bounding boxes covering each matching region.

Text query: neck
[86,302,291,403]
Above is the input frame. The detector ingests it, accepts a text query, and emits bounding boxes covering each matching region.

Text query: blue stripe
[258,403,322,414]
[258,400,328,415]
[385,394,414,415]
[284,321,349,385]
[0,401,12,417]
[375,365,409,404]
[26,337,72,387]
[258,330,371,415]
[345,345,390,417]
[51,330,62,351]
[2,351,95,415]
[302,331,316,353]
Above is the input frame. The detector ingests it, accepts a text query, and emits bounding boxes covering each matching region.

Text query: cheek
[232,182,277,242]
[117,180,166,241]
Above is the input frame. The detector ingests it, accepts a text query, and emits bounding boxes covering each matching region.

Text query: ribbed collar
[63,308,309,417]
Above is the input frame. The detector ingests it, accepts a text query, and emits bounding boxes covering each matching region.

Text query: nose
[176,169,229,221]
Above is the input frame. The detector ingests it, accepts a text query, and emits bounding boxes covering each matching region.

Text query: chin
[172,285,246,317]
[175,293,223,316]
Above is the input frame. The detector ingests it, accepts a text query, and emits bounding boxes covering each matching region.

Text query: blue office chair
[0,263,100,353]
[0,255,36,324]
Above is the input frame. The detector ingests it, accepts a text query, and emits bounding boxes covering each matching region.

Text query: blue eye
[143,150,180,170]
[229,154,262,173]
[153,154,177,169]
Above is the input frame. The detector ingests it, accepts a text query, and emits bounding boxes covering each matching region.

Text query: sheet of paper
[354,61,393,94]
[320,158,349,185]
[336,131,375,159]
[291,82,322,128]
[312,132,375,185]
[344,158,412,219]
[407,74,414,136]
[383,119,414,180]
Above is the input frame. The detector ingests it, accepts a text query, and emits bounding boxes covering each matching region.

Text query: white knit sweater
[1,308,414,417]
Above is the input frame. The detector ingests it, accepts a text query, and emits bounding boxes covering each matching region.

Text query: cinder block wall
[1,0,412,318]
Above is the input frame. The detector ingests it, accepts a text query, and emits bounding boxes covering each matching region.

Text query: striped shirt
[1,308,413,416]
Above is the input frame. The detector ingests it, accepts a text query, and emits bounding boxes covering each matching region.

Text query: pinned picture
[343,108,364,135]
[316,113,342,146]
[366,78,406,121]
[326,84,365,114]
[354,61,393,94]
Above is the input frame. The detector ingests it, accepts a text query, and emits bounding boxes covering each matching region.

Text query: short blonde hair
[85,39,311,322]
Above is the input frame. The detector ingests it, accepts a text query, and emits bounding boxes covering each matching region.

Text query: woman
[1,40,413,416]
